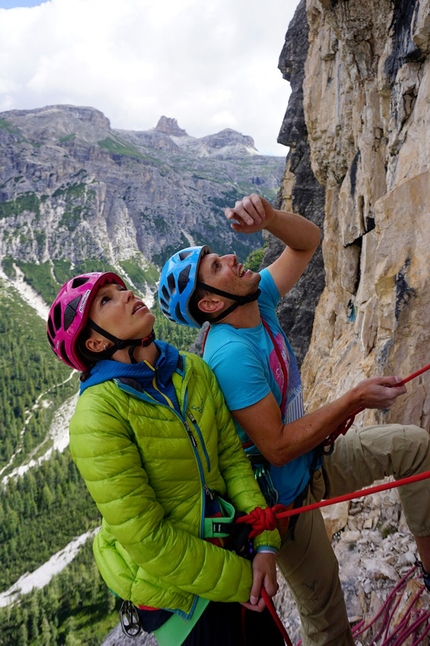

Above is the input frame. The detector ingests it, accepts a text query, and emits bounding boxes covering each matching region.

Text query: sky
[0,0,301,155]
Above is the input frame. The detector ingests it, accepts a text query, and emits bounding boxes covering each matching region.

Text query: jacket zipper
[115,378,211,539]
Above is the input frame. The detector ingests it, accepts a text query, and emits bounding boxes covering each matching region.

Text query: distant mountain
[0,105,285,300]
[151,115,260,157]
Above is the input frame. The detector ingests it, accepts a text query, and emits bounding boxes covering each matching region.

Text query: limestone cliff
[278,0,430,431]
[269,0,326,367]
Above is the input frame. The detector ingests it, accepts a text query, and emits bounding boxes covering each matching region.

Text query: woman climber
[46,271,283,646]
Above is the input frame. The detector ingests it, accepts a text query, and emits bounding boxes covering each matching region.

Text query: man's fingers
[225,195,266,227]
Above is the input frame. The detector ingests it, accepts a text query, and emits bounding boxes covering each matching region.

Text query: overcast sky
[0,0,300,155]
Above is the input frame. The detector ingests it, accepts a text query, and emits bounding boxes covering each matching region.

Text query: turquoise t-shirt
[203,268,318,505]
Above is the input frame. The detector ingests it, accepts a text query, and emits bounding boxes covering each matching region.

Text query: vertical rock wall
[264,0,326,367]
[281,0,430,429]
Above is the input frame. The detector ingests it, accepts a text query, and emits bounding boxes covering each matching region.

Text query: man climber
[159,194,430,646]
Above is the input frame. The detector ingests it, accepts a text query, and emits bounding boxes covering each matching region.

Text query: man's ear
[198,296,225,315]
[85,335,105,353]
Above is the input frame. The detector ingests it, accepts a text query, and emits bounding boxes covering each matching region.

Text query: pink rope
[350,564,430,646]
[351,565,415,640]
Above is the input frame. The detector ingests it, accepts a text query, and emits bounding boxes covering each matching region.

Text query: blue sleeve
[208,340,272,412]
[258,269,281,319]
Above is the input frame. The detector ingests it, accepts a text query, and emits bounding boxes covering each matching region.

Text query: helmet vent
[47,316,55,340]
[52,302,62,332]
[167,273,176,295]
[64,295,82,331]
[178,266,191,294]
[161,285,170,303]
[174,302,188,325]
[179,250,192,261]
[58,340,71,366]
[72,276,90,288]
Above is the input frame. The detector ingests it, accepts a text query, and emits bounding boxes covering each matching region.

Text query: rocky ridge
[0,106,284,289]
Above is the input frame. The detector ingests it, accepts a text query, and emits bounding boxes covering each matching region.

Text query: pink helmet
[46,272,126,372]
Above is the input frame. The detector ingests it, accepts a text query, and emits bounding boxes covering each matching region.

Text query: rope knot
[237,506,279,538]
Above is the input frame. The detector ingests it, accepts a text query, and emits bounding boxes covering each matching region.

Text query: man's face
[198,252,261,297]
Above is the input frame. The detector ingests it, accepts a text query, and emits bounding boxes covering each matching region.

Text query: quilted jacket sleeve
[69,385,254,604]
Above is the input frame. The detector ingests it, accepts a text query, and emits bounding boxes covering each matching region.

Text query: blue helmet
[158,246,211,328]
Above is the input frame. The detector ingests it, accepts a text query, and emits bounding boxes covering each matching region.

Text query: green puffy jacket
[69,352,280,617]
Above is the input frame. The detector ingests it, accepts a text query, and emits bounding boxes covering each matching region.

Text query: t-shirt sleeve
[258,268,281,313]
[208,340,272,411]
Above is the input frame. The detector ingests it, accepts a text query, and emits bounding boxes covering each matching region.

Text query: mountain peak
[154,116,188,137]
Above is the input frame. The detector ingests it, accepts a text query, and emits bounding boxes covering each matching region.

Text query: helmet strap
[87,320,155,362]
[127,333,156,364]
[196,281,261,324]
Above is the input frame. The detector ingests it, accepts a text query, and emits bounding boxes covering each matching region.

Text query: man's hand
[225,194,274,235]
[240,552,278,613]
[225,193,320,298]
[353,376,406,410]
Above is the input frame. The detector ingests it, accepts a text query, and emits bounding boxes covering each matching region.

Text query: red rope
[244,471,430,646]
[261,588,293,646]
[237,505,284,537]
[240,469,430,531]
[400,362,430,385]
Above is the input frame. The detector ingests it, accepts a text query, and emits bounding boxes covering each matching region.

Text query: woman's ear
[197,296,225,315]
[85,335,105,353]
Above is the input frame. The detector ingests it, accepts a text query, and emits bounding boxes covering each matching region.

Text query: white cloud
[0,0,300,155]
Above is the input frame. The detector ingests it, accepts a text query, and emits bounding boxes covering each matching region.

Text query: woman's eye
[100,295,110,305]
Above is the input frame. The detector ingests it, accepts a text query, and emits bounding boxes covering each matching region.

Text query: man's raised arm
[225,194,321,298]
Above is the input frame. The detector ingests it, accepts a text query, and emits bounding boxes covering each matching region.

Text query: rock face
[296,0,430,431]
[266,0,326,367]
[270,0,430,640]
[0,105,284,285]
[154,116,187,136]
